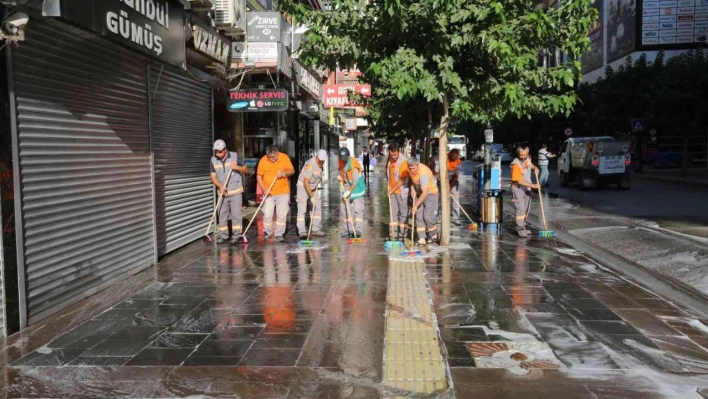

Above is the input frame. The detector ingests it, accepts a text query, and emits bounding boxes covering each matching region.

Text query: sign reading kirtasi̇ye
[228,89,289,112]
[46,0,187,68]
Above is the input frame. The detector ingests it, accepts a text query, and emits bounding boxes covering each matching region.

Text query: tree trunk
[438,93,451,247]
[424,107,433,161]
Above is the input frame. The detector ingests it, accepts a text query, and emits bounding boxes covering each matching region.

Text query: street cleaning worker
[537,144,556,187]
[210,139,249,244]
[257,145,295,242]
[296,149,328,239]
[510,146,540,238]
[408,157,438,245]
[387,144,410,241]
[339,147,366,237]
[447,149,462,226]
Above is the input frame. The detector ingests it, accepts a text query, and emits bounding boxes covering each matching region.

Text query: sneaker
[517,230,529,238]
[417,238,427,246]
[230,236,243,245]
[264,234,273,240]
[355,230,363,238]
[312,231,326,237]
[453,220,461,226]
[216,237,228,244]
[275,236,284,242]
[427,235,439,244]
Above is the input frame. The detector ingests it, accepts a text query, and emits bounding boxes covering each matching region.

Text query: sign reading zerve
[322,84,372,107]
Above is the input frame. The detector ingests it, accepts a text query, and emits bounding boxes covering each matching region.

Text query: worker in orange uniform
[510,146,539,238]
[257,145,295,242]
[338,147,366,237]
[408,157,438,245]
[447,149,462,226]
[387,143,410,241]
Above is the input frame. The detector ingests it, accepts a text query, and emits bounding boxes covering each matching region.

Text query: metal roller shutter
[150,66,213,256]
[11,19,155,324]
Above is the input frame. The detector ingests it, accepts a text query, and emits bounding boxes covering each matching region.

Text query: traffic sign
[649,128,657,136]
[246,12,280,42]
[631,118,644,133]
[564,127,573,137]
[322,84,372,107]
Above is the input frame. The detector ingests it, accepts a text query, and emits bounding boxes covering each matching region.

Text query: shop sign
[247,42,278,61]
[335,108,356,117]
[191,20,231,66]
[97,0,186,67]
[345,118,357,131]
[294,61,321,99]
[247,12,281,42]
[228,89,289,112]
[247,0,277,11]
[323,84,371,107]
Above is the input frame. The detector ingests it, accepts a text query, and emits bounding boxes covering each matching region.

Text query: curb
[635,173,708,188]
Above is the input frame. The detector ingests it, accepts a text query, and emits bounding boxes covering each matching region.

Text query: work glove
[342,191,351,199]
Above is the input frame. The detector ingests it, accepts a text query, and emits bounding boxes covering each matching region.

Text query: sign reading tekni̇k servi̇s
[96,0,186,67]
[228,89,289,112]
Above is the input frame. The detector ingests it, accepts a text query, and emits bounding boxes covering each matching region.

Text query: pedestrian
[362,146,370,177]
[256,146,295,242]
[339,147,366,237]
[537,144,556,187]
[408,157,439,245]
[511,146,540,238]
[387,144,410,241]
[210,139,249,244]
[296,149,328,239]
[447,149,462,226]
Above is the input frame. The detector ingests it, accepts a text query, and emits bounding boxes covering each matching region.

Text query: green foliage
[283,0,598,130]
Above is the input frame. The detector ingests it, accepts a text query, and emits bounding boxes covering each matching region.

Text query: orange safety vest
[410,164,439,195]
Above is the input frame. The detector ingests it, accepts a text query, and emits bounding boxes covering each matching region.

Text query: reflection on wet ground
[6,173,708,398]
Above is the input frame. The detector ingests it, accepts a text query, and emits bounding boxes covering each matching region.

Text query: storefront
[1,1,229,333]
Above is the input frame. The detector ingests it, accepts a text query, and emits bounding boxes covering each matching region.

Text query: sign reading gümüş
[96,0,186,67]
[228,89,289,112]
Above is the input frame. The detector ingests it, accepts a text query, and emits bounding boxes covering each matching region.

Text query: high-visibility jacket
[297,156,323,190]
[210,151,243,196]
[447,157,461,180]
[388,155,410,196]
[339,157,366,199]
[410,164,438,195]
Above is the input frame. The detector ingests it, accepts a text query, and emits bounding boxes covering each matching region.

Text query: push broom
[406,192,422,256]
[203,169,233,243]
[535,170,556,238]
[298,180,322,247]
[235,177,277,244]
[340,181,365,244]
[384,194,405,250]
[450,193,478,231]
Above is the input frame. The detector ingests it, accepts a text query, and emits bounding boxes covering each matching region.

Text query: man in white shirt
[537,144,556,187]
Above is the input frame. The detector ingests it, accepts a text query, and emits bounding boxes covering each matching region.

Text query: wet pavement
[5,170,708,398]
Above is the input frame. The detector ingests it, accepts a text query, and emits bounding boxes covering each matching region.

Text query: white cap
[317,149,328,161]
[213,139,226,151]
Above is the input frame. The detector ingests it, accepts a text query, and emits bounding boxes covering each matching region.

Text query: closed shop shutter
[11,19,155,324]
[150,66,213,256]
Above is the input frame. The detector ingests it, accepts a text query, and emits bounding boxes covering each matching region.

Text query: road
[466,160,708,307]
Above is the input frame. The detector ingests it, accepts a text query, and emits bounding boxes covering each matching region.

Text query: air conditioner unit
[214,0,245,34]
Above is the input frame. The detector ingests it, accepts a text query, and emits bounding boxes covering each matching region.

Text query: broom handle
[205,169,233,236]
[306,179,321,241]
[242,176,278,236]
[535,170,549,231]
[388,193,395,236]
[411,192,416,244]
[449,192,474,224]
[341,180,358,238]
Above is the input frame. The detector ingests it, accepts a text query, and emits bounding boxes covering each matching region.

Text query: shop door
[10,18,155,325]
[150,65,214,255]
[149,66,213,256]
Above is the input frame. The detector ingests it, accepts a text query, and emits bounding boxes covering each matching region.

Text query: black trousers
[363,158,370,175]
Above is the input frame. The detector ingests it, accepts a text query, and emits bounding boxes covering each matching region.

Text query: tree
[285,0,598,245]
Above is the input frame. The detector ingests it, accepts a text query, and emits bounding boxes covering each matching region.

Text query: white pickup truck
[557,137,631,189]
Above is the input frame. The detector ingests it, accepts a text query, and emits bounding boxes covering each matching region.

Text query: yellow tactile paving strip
[384,260,448,396]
